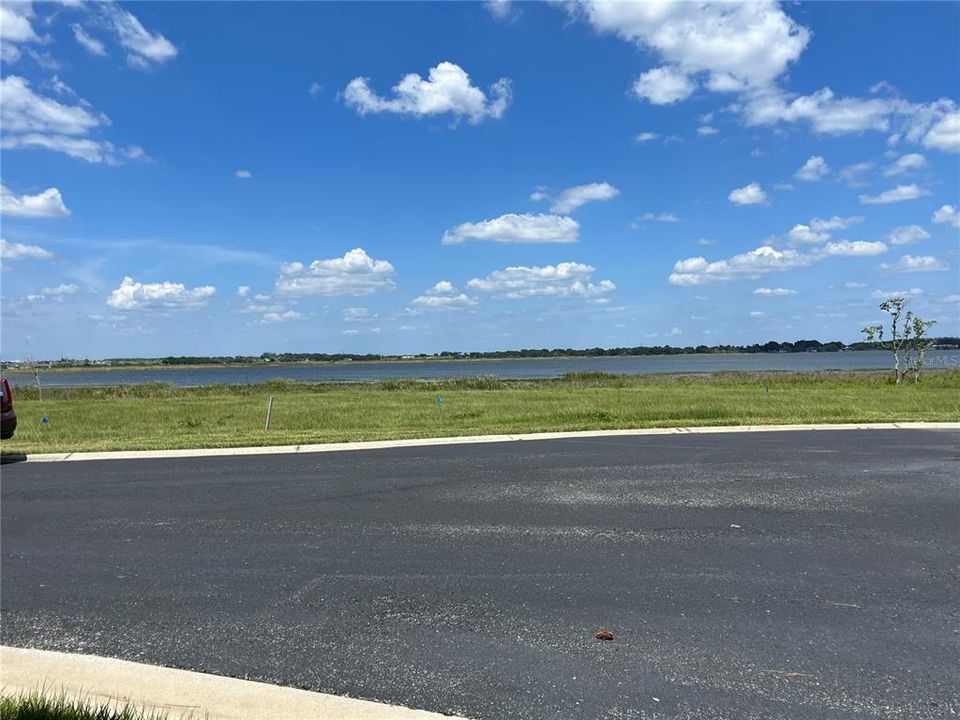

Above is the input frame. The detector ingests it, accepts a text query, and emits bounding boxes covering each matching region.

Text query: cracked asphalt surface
[2,429,958,719]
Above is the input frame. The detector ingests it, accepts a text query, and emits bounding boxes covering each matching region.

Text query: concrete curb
[0,646,469,720]
[12,422,960,463]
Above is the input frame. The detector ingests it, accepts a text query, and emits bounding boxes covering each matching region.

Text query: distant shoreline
[0,352,892,375]
[6,344,960,375]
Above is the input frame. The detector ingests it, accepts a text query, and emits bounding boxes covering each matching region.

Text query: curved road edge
[12,421,960,463]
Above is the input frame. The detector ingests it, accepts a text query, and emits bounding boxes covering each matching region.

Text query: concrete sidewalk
[14,420,960,463]
[1,646,469,720]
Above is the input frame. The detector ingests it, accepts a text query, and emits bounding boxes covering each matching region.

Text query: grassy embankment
[2,371,958,455]
[0,691,170,720]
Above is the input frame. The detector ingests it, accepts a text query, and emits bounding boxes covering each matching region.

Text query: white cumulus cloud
[632,65,696,105]
[740,87,893,134]
[668,246,809,286]
[795,155,830,182]
[0,184,70,217]
[810,215,864,232]
[409,281,478,311]
[40,283,80,296]
[0,75,144,164]
[570,0,810,90]
[871,287,923,300]
[442,213,579,245]
[276,248,396,296]
[562,2,957,155]
[0,3,39,62]
[888,225,930,245]
[753,287,797,296]
[858,184,929,205]
[728,182,768,205]
[640,212,680,223]
[0,238,53,260]
[0,75,102,136]
[540,182,619,214]
[787,224,829,245]
[670,238,885,287]
[343,61,511,124]
[107,277,215,310]
[262,310,305,323]
[788,215,866,245]
[923,111,960,152]
[742,90,960,155]
[883,153,926,177]
[817,240,888,257]
[0,4,38,44]
[879,255,950,273]
[25,284,81,302]
[932,204,960,229]
[467,262,615,299]
[2,134,124,163]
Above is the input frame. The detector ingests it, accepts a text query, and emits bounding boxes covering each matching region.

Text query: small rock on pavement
[594,628,614,641]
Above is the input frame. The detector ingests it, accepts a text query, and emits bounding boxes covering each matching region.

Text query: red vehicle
[1,377,17,439]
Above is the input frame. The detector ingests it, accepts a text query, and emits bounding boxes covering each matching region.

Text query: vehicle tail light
[1,378,12,413]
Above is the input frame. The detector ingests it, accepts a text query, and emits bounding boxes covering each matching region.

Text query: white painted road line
[0,646,470,720]
[13,422,960,463]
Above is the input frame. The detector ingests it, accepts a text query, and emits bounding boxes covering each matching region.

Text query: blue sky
[1,0,958,360]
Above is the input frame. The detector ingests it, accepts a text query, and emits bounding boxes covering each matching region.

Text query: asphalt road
[2,430,958,719]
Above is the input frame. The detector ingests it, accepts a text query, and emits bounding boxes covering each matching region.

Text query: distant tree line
[140,337,960,365]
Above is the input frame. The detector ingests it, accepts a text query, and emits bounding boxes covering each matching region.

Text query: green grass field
[2,371,958,455]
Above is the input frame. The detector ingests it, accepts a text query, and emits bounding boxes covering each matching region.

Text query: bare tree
[862,296,937,384]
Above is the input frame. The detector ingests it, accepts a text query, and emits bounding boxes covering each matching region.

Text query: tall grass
[3,371,957,454]
[0,691,173,720]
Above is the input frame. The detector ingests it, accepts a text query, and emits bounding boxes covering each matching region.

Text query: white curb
[11,421,960,463]
[0,646,470,720]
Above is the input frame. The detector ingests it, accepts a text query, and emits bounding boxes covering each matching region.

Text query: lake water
[5,350,959,387]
